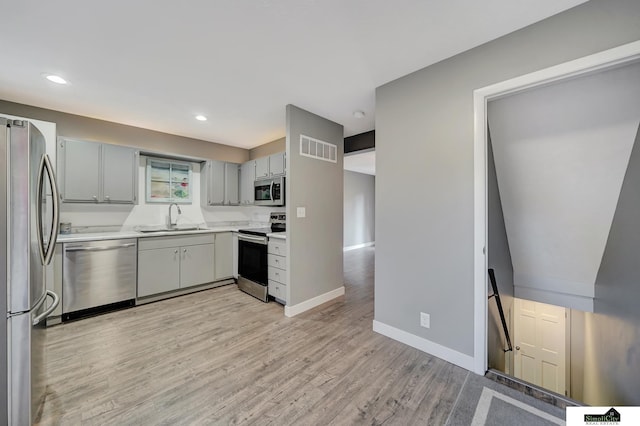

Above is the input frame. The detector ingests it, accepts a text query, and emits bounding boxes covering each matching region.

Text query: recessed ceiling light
[195,115,207,121]
[44,74,68,85]
[353,110,365,119]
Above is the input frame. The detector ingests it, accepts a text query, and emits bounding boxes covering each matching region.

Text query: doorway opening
[473,41,640,403]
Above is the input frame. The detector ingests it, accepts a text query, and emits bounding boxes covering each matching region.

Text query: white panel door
[514,298,566,395]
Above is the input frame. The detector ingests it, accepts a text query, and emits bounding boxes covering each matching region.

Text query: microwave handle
[270,181,274,201]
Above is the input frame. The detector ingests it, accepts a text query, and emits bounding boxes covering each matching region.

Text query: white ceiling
[0,0,587,149]
[344,150,376,176]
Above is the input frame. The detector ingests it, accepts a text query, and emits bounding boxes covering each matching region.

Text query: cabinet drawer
[268,266,287,285]
[268,240,286,256]
[268,280,287,302]
[139,233,215,250]
[267,254,287,270]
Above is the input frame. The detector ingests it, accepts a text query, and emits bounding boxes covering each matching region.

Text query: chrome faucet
[168,203,181,227]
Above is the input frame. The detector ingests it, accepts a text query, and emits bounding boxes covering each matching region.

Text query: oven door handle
[238,234,268,244]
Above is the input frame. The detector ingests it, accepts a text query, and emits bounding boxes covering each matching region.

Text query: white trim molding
[284,286,345,317]
[473,40,640,377]
[343,242,375,252]
[372,320,476,372]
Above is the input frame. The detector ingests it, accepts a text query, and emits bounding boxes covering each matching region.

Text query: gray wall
[0,100,249,162]
[344,170,375,248]
[569,122,640,406]
[286,105,344,305]
[375,0,640,358]
[487,133,514,373]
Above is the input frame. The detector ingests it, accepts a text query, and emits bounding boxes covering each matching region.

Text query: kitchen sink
[137,225,202,233]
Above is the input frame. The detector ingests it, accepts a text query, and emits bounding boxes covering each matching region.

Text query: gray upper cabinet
[269,152,286,176]
[201,160,239,206]
[239,160,255,205]
[254,152,286,181]
[225,162,239,205]
[102,144,137,203]
[255,156,270,180]
[58,138,138,204]
[58,139,101,202]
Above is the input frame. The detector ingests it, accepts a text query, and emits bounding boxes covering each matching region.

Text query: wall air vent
[300,134,337,163]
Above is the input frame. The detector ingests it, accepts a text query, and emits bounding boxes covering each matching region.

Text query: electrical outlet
[420,312,430,328]
[297,207,306,218]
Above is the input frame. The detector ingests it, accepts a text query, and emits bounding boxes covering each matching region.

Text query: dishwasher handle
[65,242,137,252]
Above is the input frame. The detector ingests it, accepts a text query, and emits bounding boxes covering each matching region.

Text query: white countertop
[57,226,240,243]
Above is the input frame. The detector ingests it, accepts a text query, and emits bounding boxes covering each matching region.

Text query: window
[146,157,192,203]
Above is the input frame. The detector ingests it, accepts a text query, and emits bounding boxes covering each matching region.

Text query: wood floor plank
[35,248,470,425]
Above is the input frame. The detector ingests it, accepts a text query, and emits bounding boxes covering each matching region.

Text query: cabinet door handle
[174,249,178,254]
[105,195,110,201]
[92,195,98,201]
[183,248,187,253]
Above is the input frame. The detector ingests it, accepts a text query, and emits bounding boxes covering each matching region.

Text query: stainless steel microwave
[254,176,285,206]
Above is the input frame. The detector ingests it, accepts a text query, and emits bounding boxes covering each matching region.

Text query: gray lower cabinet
[58,137,138,203]
[137,234,215,298]
[180,243,215,288]
[138,247,181,297]
[214,232,233,280]
[267,238,287,304]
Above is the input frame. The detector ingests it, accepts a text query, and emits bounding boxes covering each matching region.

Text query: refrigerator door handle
[32,290,60,326]
[36,154,60,266]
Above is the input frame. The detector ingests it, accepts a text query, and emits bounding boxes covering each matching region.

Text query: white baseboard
[372,320,476,372]
[343,241,375,252]
[284,286,345,317]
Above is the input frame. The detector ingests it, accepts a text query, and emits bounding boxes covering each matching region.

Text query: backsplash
[59,157,274,233]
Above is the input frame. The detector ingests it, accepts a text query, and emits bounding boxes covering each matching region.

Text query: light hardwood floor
[36,248,469,425]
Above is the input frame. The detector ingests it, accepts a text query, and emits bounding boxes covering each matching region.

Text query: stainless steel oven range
[237,212,285,302]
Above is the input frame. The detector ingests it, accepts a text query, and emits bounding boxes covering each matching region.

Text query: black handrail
[488,268,513,353]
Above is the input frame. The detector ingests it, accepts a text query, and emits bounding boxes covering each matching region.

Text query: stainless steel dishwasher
[62,239,137,319]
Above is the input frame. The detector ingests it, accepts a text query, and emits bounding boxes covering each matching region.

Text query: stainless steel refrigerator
[1,118,60,425]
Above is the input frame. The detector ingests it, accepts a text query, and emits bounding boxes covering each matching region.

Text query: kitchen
[5,0,639,424]
[1,101,346,424]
